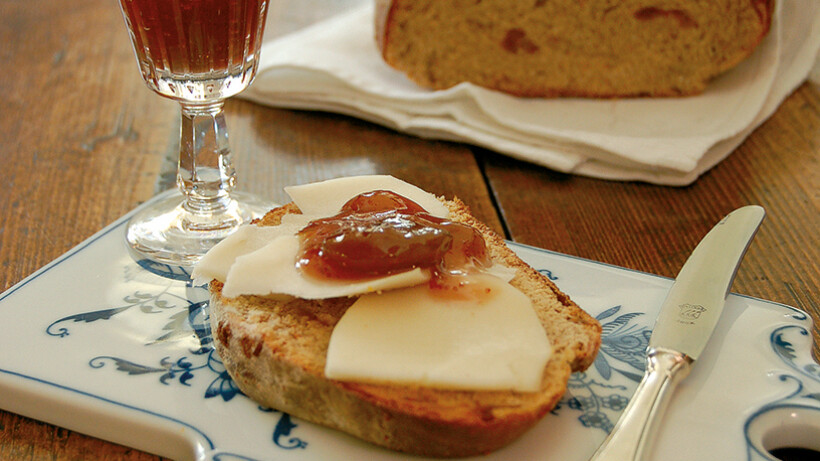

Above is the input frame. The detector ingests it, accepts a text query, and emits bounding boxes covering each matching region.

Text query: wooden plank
[0,0,175,288]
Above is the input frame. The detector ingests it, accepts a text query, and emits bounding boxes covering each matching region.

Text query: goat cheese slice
[325,274,552,392]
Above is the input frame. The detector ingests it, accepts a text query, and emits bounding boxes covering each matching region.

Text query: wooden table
[1,0,817,459]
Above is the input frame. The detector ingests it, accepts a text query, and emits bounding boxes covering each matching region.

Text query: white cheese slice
[191,224,295,286]
[221,234,430,299]
[325,275,552,392]
[285,174,449,218]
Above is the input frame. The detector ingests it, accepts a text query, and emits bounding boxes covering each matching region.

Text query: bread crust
[376,0,775,98]
[209,198,602,457]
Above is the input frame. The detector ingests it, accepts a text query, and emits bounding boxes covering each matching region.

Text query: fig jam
[296,190,491,289]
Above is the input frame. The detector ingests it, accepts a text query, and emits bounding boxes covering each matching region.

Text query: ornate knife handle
[588,347,694,461]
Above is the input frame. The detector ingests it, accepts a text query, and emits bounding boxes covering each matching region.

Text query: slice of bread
[209,198,602,457]
[375,0,775,97]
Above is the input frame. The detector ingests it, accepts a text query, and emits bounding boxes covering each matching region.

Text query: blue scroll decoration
[538,268,559,281]
[743,324,820,460]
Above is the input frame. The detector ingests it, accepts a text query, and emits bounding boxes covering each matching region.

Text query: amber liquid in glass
[119,0,268,100]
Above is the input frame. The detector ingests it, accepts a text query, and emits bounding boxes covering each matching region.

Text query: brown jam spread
[296,190,491,290]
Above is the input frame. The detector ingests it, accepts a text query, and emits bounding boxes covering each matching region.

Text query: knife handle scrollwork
[588,347,693,461]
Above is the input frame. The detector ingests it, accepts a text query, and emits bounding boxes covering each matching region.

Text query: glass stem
[177,101,237,229]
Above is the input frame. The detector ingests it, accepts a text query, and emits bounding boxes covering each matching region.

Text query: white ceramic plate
[1,193,818,460]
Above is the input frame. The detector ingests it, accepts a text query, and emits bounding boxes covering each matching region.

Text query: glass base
[125,190,274,267]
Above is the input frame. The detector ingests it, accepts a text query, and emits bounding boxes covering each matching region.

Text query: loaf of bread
[208,197,602,457]
[375,0,775,97]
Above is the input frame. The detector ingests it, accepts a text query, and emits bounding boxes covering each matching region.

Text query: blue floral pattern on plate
[551,305,651,433]
[45,261,308,452]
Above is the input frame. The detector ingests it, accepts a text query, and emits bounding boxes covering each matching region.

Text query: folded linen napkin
[242,1,820,186]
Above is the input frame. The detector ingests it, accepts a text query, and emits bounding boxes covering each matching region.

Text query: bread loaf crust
[210,199,602,457]
[376,0,775,97]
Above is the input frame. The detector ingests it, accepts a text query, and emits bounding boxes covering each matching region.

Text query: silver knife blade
[589,205,765,461]
[649,205,766,360]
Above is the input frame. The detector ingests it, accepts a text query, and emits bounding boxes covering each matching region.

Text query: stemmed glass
[118,0,273,265]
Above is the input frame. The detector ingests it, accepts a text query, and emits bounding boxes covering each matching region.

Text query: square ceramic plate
[1,192,818,460]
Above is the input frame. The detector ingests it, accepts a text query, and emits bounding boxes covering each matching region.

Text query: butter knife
[588,205,766,461]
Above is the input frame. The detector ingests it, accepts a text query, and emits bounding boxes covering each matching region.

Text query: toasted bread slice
[209,197,601,457]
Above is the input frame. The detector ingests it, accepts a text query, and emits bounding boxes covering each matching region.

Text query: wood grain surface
[1,0,817,459]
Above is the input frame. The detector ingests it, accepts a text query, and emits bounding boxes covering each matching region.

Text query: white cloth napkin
[242,1,820,185]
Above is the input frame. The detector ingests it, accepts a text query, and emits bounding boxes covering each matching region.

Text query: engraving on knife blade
[677,303,706,324]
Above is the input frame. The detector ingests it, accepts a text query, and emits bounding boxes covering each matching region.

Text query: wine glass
[117,0,273,266]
